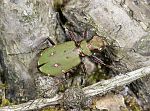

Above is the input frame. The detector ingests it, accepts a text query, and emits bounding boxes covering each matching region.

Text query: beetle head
[88,36,107,51]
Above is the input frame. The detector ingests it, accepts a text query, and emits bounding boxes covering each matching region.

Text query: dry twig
[0,66,150,111]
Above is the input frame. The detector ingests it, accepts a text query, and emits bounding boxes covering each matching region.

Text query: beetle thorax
[80,40,92,56]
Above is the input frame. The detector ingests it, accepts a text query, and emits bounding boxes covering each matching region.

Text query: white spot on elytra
[51,52,54,55]
[62,70,65,73]
[76,48,82,54]
[48,74,51,76]
[54,64,59,67]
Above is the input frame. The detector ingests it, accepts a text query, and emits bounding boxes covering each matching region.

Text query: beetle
[37,32,108,76]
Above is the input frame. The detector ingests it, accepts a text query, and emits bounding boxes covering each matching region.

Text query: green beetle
[38,35,107,76]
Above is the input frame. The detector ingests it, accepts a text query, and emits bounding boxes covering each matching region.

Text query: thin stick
[0,66,150,111]
[83,66,150,97]
[0,94,63,111]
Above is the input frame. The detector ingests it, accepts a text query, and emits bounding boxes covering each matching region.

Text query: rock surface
[0,0,150,110]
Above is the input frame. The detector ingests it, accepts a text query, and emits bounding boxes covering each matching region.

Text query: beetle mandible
[38,32,107,76]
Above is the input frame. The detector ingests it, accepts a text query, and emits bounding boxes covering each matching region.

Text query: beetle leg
[82,30,88,40]
[91,55,105,65]
[90,55,113,69]
[65,30,81,46]
[80,61,87,86]
[75,57,89,86]
[91,55,120,73]
[56,13,80,43]
[67,30,77,42]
